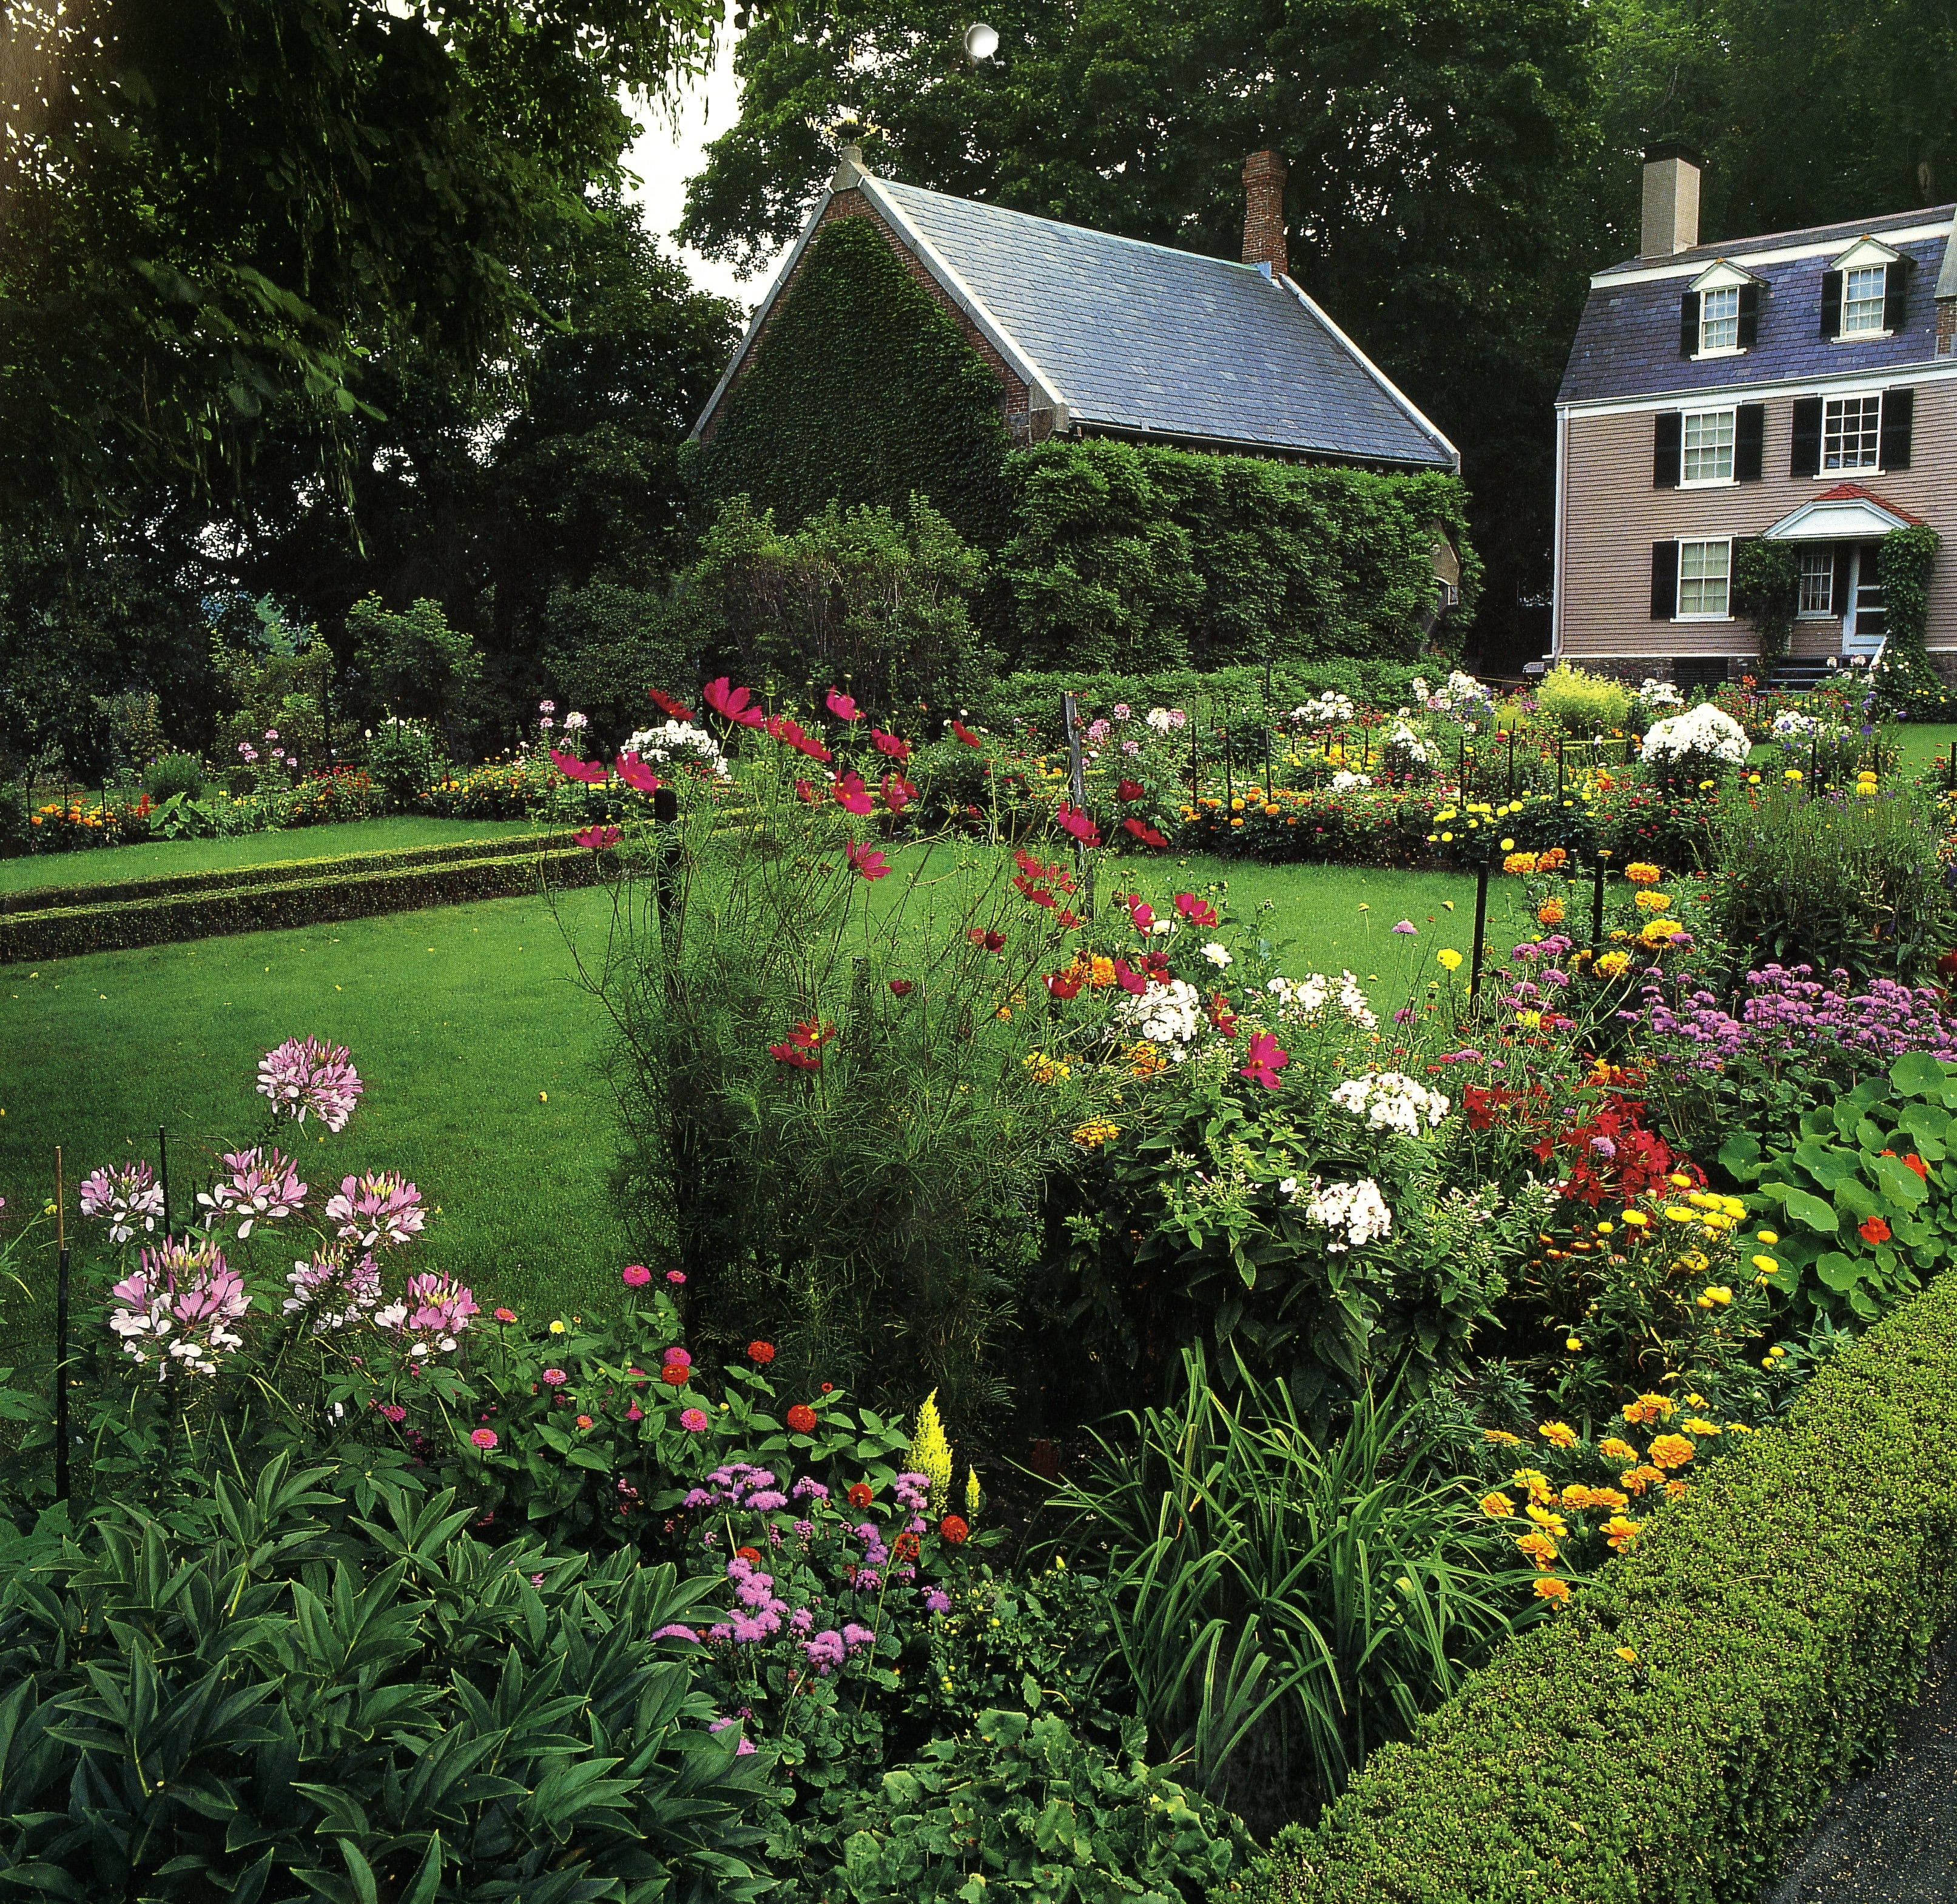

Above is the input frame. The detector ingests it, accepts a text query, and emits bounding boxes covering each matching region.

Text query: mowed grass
[1894,723,1957,783]
[0,817,545,894]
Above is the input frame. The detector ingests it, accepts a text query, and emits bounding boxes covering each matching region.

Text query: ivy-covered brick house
[687,149,1475,670]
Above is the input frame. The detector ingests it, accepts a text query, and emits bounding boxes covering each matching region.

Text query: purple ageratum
[283,1246,382,1332]
[1643,964,1957,1076]
[79,1160,164,1244]
[326,1170,426,1251]
[198,1146,306,1237]
[925,1588,951,1613]
[257,1037,363,1132]
[893,1470,932,1513]
[109,1238,248,1379]
[791,1476,830,1502]
[803,1630,847,1675]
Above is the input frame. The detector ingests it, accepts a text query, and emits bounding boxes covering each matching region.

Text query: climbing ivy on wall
[1001,439,1480,671]
[1879,524,1941,652]
[690,214,1016,555]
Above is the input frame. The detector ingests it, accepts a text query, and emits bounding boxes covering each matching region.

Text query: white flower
[1291,693,1355,726]
[563,711,589,731]
[1278,1176,1299,1198]
[1114,977,1204,1051]
[1640,703,1748,766]
[1264,970,1378,1031]
[1201,942,1231,968]
[1384,720,1435,767]
[1330,771,1372,791]
[1638,678,1685,710]
[1304,1177,1393,1253]
[1329,1072,1450,1135]
[624,719,729,778]
[1148,917,1175,936]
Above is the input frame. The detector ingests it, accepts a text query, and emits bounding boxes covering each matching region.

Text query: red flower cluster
[951,718,983,748]
[1122,818,1169,848]
[882,772,916,814]
[871,728,912,762]
[938,1514,969,1544]
[1544,1093,1697,1206]
[1174,892,1219,929]
[826,687,861,721]
[968,927,1007,953]
[747,1340,776,1364]
[786,1403,817,1433]
[833,771,874,815]
[769,1019,836,1070]
[766,712,832,762]
[1055,803,1100,846]
[889,979,915,997]
[1012,849,1080,926]
[1860,1215,1892,1244]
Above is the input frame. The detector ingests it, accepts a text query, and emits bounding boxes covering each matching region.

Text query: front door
[1842,542,1885,658]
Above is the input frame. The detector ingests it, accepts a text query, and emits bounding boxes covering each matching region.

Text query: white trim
[1764,494,1916,539]
[1558,358,1957,420]
[1692,344,1747,362]
[1689,260,1764,294]
[1551,406,1567,657]
[1278,277,1460,471]
[1832,235,1904,271]
[1674,535,1734,619]
[1592,217,1954,288]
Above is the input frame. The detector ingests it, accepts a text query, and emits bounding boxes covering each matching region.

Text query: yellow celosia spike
[965,1466,981,1522]
[908,1389,954,1515]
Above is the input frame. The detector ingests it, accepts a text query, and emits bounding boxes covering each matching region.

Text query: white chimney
[1641,144,1702,258]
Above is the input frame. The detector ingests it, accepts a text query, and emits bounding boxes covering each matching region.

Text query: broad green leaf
[1815,1252,1865,1292]
[1871,1153,1930,1210]
[1890,1050,1954,1098]
[1770,1184,1839,1234]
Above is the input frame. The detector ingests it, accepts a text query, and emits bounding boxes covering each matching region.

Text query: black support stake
[55,1147,69,1504]
[158,1124,171,1238]
[1468,864,1490,1003]
[1591,854,1607,949]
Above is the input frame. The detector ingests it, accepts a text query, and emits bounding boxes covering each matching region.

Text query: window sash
[1677,539,1731,616]
[1797,550,1834,616]
[1842,265,1887,336]
[1822,395,1882,469]
[1700,286,1740,353]
[1682,409,1735,482]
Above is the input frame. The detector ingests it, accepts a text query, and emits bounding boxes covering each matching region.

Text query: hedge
[1228,1266,1957,1904]
[968,663,1439,737]
[0,845,609,964]
[0,831,567,917]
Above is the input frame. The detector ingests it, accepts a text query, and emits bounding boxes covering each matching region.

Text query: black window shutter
[1790,396,1824,476]
[1680,290,1699,357]
[1884,257,1912,332]
[1881,386,1915,468]
[1654,411,1683,487]
[1737,283,1760,348]
[1651,541,1679,619]
[1833,544,1851,615]
[1821,271,1843,339]
[1734,403,1765,481]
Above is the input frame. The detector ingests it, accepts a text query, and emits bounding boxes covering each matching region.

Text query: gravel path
[1767,1635,1957,1903]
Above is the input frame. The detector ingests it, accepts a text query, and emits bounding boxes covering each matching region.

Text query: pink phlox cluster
[376,1273,479,1357]
[1508,934,1575,965]
[284,1247,382,1332]
[109,1239,248,1378]
[198,1147,306,1237]
[257,1037,363,1131]
[326,1170,426,1251]
[791,1476,830,1502]
[79,1160,163,1244]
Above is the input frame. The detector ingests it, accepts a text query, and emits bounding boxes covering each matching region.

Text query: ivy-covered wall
[691,212,1017,556]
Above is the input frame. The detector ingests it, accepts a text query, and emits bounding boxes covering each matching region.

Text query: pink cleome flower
[257,1037,364,1132]
[376,1273,479,1359]
[198,1146,306,1237]
[109,1238,248,1379]
[79,1160,164,1244]
[284,1246,382,1332]
[326,1170,426,1251]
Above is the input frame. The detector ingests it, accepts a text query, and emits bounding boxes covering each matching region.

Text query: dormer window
[1700,286,1740,352]
[1679,260,1762,359]
[1842,265,1887,335]
[1822,237,1909,340]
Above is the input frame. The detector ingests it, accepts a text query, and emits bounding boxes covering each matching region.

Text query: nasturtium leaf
[1890,1051,1954,1098]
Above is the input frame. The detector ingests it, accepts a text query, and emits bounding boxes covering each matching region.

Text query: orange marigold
[1483,1428,1521,1447]
[1598,1437,1639,1463]
[1479,1491,1515,1518]
[1588,1485,1630,1511]
[1537,847,1569,873]
[1515,1531,1560,1570]
[1621,1393,1674,1426]
[1618,1465,1668,1496]
[1603,1513,1642,1553]
[1560,1484,1595,1511]
[1538,1420,1578,1450]
[1647,1433,1696,1470]
[1537,900,1566,926]
[1665,1478,1691,1502]
[1625,862,1662,884]
[1512,1467,1555,1505]
[1534,1575,1573,1603]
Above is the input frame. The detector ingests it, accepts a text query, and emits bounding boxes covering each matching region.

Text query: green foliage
[351,596,487,746]
[1533,664,1634,734]
[142,751,205,805]
[1731,538,1800,663]
[692,215,1017,559]
[543,578,690,735]
[1045,1352,1526,1832]
[1003,440,1479,671]
[684,493,989,717]
[0,1463,778,1900]
[210,607,335,774]
[1879,523,1941,652]
[1711,785,1955,986]
[1234,1261,1957,1904]
[834,1708,1249,1902]
[971,663,1436,734]
[366,717,449,809]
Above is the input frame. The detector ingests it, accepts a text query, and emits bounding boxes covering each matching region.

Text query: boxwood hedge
[1228,1266,1957,1904]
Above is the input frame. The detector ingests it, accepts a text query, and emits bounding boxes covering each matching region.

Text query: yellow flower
[1647,1433,1695,1470]
[1640,918,1684,948]
[1617,1646,1639,1664]
[549,1320,567,1335]
[1503,851,1538,874]
[1512,1468,1555,1505]
[1589,1486,1629,1511]
[1598,1437,1638,1463]
[1534,1576,1573,1603]
[1565,1335,1584,1352]
[1625,862,1662,884]
[1633,890,1672,911]
[1525,1504,1569,1538]
[1594,951,1631,979]
[1756,1229,1779,1245]
[1682,1417,1720,1437]
[1437,948,1463,972]
[1071,1118,1122,1149]
[1621,1392,1672,1425]
[1516,1531,1560,1569]
[1603,1513,1643,1553]
[1665,1477,1691,1502]
[1621,1209,1649,1228]
[1538,1421,1578,1450]
[1560,1484,1595,1510]
[1784,768,1803,782]
[1479,1491,1515,1518]
[1483,1428,1521,1446]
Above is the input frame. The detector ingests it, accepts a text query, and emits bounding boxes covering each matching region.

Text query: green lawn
[1895,723,1957,783]
[0,817,544,894]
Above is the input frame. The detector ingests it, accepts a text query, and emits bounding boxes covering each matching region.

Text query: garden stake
[1262,649,1274,803]
[1468,864,1490,1003]
[1948,740,1955,792]
[1507,729,1516,798]
[55,1146,69,1504]
[1591,853,1607,948]
[1190,709,1199,805]
[1062,692,1093,922]
[158,1124,171,1238]
[1810,732,1819,797]
[320,655,333,765]
[1557,737,1566,800]
[1223,708,1233,812]
[1457,734,1466,795]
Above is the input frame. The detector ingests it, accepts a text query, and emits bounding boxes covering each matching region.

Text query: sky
[621,23,789,312]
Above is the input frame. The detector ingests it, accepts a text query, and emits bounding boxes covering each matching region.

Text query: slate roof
[693,172,1456,471]
[1559,206,1956,406]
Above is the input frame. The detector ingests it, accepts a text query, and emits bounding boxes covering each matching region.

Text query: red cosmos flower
[1122,818,1169,848]
[650,687,698,723]
[1860,1215,1892,1244]
[795,778,818,803]
[494,1308,516,1324]
[1209,991,1238,1037]
[826,687,862,721]
[769,1019,835,1070]
[1045,971,1083,1000]
[659,1364,689,1386]
[573,825,621,851]
[1117,779,1145,802]
[968,928,1007,952]
[1175,893,1219,928]
[847,1481,874,1508]
[893,1531,921,1562]
[703,677,766,728]
[846,840,892,880]
[1238,1031,1290,1090]
[1124,894,1156,931]
[833,771,875,815]
[889,979,915,996]
[616,751,661,794]
[882,772,917,813]
[871,728,912,761]
[938,1514,970,1545]
[551,748,608,785]
[786,1403,817,1434]
[1055,803,1100,846]
[1111,957,1147,996]
[952,718,983,747]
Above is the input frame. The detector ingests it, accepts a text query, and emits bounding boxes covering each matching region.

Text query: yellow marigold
[1537,900,1566,926]
[1625,862,1662,884]
[1620,1393,1672,1425]
[1588,1485,1629,1511]
[1633,890,1673,912]
[1598,1437,1638,1463]
[1437,948,1463,972]
[1682,1417,1720,1437]
[1087,956,1117,988]
[1538,847,1569,872]
[1538,1420,1578,1450]
[1071,1119,1122,1150]
[1022,1051,1071,1085]
[1594,950,1632,979]
[1525,1504,1568,1538]
[1534,1576,1573,1603]
[1126,1042,1168,1079]
[1502,851,1538,874]
[1560,1484,1595,1511]
[1603,1513,1643,1553]
[1479,1491,1515,1519]
[1616,1646,1639,1664]
[1640,918,1685,948]
[1515,1531,1560,1570]
[1483,1428,1522,1447]
[1646,1433,1696,1470]
[1512,1467,1554,1505]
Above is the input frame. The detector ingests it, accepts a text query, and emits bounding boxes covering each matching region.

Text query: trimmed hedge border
[0,846,609,964]
[1230,1269,1957,1904]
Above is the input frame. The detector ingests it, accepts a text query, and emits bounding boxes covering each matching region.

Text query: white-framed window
[1797,548,1835,616]
[1842,265,1887,337]
[1682,408,1735,483]
[1823,394,1882,469]
[1699,285,1740,353]
[1677,538,1731,618]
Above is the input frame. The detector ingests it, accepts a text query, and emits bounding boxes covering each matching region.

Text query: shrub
[1231,1261,1957,1904]
[143,749,204,803]
[1731,538,1799,661]
[365,714,447,808]
[1533,664,1631,735]
[349,594,485,752]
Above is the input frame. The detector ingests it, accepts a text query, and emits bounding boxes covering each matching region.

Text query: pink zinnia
[471,1427,499,1450]
[680,1408,710,1433]
[663,1346,692,1368]
[622,1264,653,1288]
[666,1271,687,1285]
[542,1368,568,1386]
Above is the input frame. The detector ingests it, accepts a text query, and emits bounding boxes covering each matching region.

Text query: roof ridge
[1596,203,1956,276]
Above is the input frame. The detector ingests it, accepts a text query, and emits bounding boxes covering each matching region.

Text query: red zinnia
[786,1403,817,1434]
[735,1545,763,1563]
[1859,1215,1892,1244]
[938,1514,970,1544]
[747,1340,776,1364]
[847,1481,874,1508]
[660,1364,689,1387]
[893,1531,920,1562]
[889,979,915,996]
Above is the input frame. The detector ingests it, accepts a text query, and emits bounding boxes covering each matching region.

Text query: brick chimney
[1242,150,1288,279]
[1640,143,1702,258]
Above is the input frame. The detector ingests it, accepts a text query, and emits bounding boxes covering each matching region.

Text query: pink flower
[1111,956,1147,996]
[1087,718,1110,742]
[832,771,874,815]
[326,1170,425,1251]
[284,1247,382,1332]
[1239,1031,1290,1090]
[377,1273,479,1357]
[471,1426,499,1450]
[79,1160,164,1243]
[1124,895,1155,931]
[952,718,982,747]
[667,1271,687,1285]
[257,1037,363,1131]
[622,1264,653,1288]
[680,1408,710,1433]
[627,1403,644,1422]
[663,1346,692,1368]
[871,728,911,761]
[1122,818,1168,848]
[704,677,766,728]
[881,772,916,814]
[767,713,832,761]
[846,840,892,880]
[108,1238,248,1379]
[795,778,817,803]
[1055,804,1100,846]
[616,751,661,793]
[825,687,861,721]
[573,825,621,851]
[494,1306,517,1323]
[379,1403,407,1424]
[542,1368,568,1386]
[1174,893,1219,928]
[539,701,556,715]
[1117,779,1145,802]
[550,748,608,785]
